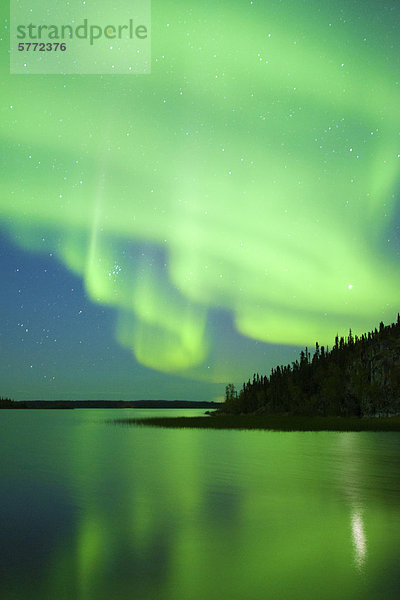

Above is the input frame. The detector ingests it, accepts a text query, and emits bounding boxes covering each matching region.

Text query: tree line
[0,397,18,408]
[224,315,400,417]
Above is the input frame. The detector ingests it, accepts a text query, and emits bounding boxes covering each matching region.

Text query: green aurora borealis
[1,0,400,400]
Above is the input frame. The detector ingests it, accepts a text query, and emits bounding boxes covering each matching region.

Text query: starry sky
[1,0,400,401]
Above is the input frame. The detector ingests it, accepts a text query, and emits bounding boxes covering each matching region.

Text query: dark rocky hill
[223,316,400,417]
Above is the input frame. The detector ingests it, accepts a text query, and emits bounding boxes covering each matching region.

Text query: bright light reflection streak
[351,510,367,570]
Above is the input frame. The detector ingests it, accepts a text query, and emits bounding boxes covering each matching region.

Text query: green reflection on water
[1,410,400,600]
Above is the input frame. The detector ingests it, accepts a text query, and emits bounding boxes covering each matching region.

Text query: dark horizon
[1,399,220,409]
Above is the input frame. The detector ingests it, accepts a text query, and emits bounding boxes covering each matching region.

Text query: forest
[223,316,400,417]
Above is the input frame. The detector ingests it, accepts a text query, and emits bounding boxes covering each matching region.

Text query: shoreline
[115,414,400,432]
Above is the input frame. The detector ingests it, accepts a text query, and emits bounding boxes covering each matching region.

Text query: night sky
[1,0,399,401]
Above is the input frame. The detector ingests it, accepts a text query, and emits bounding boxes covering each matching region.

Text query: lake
[1,409,400,600]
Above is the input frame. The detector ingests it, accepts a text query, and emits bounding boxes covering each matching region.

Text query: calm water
[1,409,400,600]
